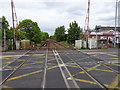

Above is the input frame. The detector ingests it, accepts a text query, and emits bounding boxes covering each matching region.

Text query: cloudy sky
[0,0,118,35]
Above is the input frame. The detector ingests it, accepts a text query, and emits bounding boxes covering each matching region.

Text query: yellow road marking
[74,78,97,85]
[109,74,120,90]
[1,55,30,59]
[17,59,26,61]
[68,78,120,89]
[47,63,57,65]
[67,65,115,73]
[92,69,115,73]
[48,58,56,62]
[67,55,96,63]
[69,78,109,87]
[67,65,79,68]
[111,58,118,60]
[86,52,118,57]
[7,70,43,82]
[3,62,11,64]
[7,65,58,82]
[69,64,101,77]
[47,65,58,70]
[2,85,14,89]
[32,54,45,56]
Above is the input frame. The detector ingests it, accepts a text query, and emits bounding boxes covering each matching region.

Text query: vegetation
[59,41,69,46]
[67,21,82,44]
[52,21,83,45]
[41,32,49,41]
[54,25,66,42]
[1,16,11,40]
[1,15,85,49]
[19,19,42,43]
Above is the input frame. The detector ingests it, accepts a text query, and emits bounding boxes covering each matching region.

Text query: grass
[59,41,70,46]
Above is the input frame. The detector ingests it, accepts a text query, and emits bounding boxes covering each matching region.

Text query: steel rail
[2,50,31,69]
[78,50,120,74]
[53,49,80,89]
[60,50,109,90]
[0,50,39,86]
[41,43,49,89]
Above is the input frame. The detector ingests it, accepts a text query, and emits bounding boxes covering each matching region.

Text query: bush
[59,41,69,46]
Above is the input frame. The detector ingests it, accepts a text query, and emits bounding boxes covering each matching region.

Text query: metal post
[11,0,16,50]
[96,32,98,49]
[114,0,118,48]
[4,28,6,51]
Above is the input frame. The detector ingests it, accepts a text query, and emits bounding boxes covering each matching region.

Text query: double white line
[53,49,79,89]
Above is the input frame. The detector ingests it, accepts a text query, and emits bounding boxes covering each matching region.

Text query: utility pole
[95,25,101,49]
[114,0,118,48]
[11,0,16,50]
[4,28,6,51]
[84,0,90,48]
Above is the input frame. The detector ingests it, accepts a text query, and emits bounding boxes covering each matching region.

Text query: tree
[50,35,55,40]
[1,16,10,40]
[67,21,82,44]
[54,25,66,42]
[41,32,49,41]
[19,19,41,43]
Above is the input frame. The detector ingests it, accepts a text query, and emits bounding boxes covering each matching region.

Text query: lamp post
[114,0,118,48]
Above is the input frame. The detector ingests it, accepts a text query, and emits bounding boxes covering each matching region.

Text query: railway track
[78,51,120,74]
[1,50,37,86]
[1,40,119,89]
[1,41,48,87]
[40,40,109,89]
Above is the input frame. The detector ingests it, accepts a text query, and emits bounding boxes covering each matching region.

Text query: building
[100,27,120,32]
[89,26,120,46]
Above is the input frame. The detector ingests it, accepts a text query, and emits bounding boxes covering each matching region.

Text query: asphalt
[1,48,120,89]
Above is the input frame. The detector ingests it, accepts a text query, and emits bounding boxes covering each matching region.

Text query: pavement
[1,48,120,89]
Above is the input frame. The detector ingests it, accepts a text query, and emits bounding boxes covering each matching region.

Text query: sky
[0,0,119,35]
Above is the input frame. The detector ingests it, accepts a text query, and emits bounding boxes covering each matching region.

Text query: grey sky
[0,0,118,35]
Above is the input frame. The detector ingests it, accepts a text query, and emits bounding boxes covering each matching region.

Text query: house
[89,26,120,47]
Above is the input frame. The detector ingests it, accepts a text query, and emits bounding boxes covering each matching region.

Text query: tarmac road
[1,48,119,89]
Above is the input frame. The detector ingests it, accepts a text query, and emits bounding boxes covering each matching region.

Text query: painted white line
[53,50,80,88]
[41,49,48,89]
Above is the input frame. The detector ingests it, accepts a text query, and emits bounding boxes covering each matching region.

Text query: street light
[114,0,118,48]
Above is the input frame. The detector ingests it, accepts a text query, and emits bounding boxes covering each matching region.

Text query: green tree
[41,32,49,41]
[54,25,66,42]
[19,19,41,43]
[67,21,82,44]
[50,35,55,40]
[1,16,10,40]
